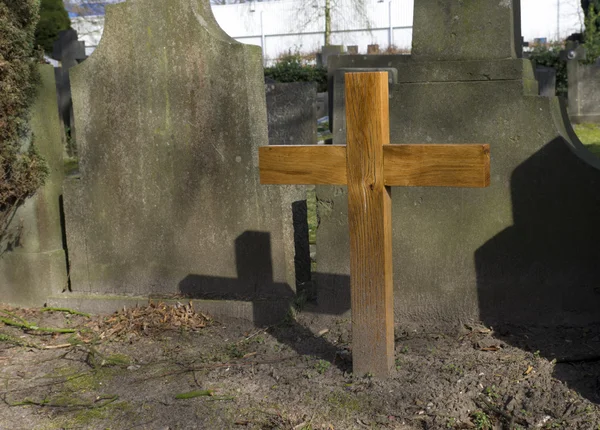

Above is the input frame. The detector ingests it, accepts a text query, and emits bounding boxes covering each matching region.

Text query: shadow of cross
[259,72,491,378]
[179,231,350,371]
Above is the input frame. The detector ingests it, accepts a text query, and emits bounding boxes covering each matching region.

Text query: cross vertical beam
[345,72,394,377]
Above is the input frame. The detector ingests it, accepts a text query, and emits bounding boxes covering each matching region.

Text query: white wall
[521,0,584,42]
[71,0,585,60]
[211,0,413,62]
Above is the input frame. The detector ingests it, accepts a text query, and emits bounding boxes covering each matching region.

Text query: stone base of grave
[47,293,292,325]
[569,114,600,124]
[0,251,68,308]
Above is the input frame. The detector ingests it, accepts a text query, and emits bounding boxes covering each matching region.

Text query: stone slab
[328,57,539,145]
[328,56,536,84]
[412,0,522,61]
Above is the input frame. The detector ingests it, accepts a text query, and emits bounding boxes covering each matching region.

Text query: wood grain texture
[345,72,395,377]
[383,144,490,187]
[259,145,347,185]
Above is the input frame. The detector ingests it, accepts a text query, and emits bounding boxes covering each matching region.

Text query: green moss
[104,353,131,367]
[175,389,214,399]
[71,400,131,425]
[573,123,600,157]
[64,158,79,176]
[574,123,600,144]
[326,391,361,413]
[46,364,121,393]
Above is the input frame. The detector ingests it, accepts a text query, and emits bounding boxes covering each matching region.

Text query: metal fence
[211,0,414,64]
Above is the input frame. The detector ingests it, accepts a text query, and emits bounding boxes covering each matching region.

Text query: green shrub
[0,0,48,219]
[583,5,600,64]
[583,1,600,32]
[528,42,567,97]
[264,54,327,92]
[34,0,70,54]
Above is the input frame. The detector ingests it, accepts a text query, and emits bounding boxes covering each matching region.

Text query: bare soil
[1,303,600,430]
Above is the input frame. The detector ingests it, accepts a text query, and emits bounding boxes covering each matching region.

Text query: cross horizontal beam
[260,144,490,187]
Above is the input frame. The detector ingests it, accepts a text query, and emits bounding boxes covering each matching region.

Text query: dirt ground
[1,302,600,430]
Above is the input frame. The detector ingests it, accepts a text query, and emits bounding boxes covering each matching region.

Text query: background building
[66,0,584,61]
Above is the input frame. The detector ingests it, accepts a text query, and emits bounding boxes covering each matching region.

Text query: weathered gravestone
[0,66,68,306]
[58,0,301,322]
[347,45,359,55]
[321,0,600,332]
[317,45,346,68]
[266,82,317,146]
[567,51,600,123]
[535,66,557,97]
[52,28,87,146]
[367,44,379,55]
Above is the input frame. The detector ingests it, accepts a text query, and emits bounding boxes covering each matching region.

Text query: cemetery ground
[1,304,600,429]
[574,123,600,157]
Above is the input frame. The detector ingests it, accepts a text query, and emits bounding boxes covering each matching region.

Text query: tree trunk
[325,0,331,45]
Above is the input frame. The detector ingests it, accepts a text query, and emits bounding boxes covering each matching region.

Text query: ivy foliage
[264,54,328,92]
[0,0,48,214]
[34,0,70,54]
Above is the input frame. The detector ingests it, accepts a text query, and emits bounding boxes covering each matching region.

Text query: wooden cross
[259,72,490,377]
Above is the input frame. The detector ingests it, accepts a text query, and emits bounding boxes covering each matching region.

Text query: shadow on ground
[178,224,352,372]
[477,137,600,403]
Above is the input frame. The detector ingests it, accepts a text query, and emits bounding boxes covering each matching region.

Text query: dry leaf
[480,345,500,352]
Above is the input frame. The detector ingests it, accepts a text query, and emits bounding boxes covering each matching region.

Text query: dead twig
[42,344,72,350]
[474,395,527,428]
[0,333,73,350]
[135,354,298,384]
[2,372,92,394]
[0,316,76,334]
[2,394,118,410]
[237,327,270,344]
[0,333,40,349]
[41,307,91,318]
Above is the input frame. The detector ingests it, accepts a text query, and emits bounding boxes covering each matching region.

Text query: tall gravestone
[60,0,300,320]
[320,0,600,330]
[0,66,68,306]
